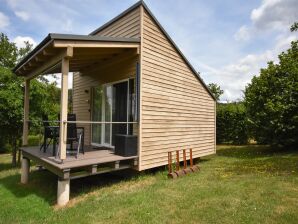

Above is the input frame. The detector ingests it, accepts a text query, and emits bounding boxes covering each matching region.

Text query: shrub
[217,102,249,145]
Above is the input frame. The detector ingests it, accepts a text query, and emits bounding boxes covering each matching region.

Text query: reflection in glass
[91,86,102,145]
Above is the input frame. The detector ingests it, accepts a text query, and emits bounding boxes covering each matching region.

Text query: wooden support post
[168,152,172,173]
[115,161,120,169]
[91,165,97,174]
[133,158,138,166]
[189,148,199,172]
[183,149,187,169]
[22,79,30,146]
[59,51,72,160]
[21,157,30,184]
[176,150,180,171]
[190,148,193,167]
[57,178,70,206]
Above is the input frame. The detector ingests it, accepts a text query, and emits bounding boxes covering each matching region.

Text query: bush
[244,41,298,147]
[217,102,249,145]
[28,135,41,146]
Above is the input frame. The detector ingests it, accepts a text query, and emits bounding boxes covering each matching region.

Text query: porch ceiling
[13,33,140,79]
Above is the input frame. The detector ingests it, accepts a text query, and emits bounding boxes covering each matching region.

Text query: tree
[0,33,60,166]
[208,83,224,101]
[244,39,298,147]
[216,102,249,145]
[290,22,298,32]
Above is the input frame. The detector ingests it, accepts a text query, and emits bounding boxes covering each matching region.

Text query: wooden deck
[21,146,138,179]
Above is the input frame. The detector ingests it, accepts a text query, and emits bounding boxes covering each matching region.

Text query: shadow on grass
[0,162,17,171]
[0,167,142,206]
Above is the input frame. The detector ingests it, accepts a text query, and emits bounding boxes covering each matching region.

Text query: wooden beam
[74,49,124,56]
[22,79,30,146]
[35,56,45,62]
[80,49,138,75]
[59,52,71,160]
[42,49,55,56]
[138,5,144,171]
[15,40,54,74]
[53,40,140,48]
[25,48,72,80]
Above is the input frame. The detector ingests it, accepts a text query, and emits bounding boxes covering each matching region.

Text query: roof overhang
[13,33,140,79]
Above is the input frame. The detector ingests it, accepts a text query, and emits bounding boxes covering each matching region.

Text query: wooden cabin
[14,1,216,206]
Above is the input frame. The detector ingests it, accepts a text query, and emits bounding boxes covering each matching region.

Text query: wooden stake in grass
[183,149,187,169]
[167,151,178,179]
[189,148,199,172]
[183,149,191,174]
[175,150,185,176]
[168,151,172,173]
[176,150,180,171]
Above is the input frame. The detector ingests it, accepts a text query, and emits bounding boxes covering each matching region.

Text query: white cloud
[202,34,297,101]
[0,12,10,29]
[13,36,37,48]
[251,0,298,31]
[234,0,298,41]
[15,11,29,21]
[234,25,251,41]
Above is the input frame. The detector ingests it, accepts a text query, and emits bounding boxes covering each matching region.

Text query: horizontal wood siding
[72,55,139,146]
[73,74,98,146]
[140,10,215,170]
[94,7,141,38]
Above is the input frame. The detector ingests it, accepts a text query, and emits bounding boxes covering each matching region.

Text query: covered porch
[14,33,141,205]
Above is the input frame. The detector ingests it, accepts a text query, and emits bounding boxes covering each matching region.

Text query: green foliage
[290,22,298,32]
[0,32,60,165]
[208,83,224,101]
[244,41,298,147]
[28,135,41,146]
[216,102,249,145]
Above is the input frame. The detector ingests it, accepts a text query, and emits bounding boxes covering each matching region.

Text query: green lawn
[0,145,297,224]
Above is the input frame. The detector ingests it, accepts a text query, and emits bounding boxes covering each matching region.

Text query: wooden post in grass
[57,178,70,206]
[190,148,193,168]
[22,79,30,146]
[58,47,73,161]
[168,151,172,173]
[21,157,30,184]
[176,150,180,171]
[183,149,187,169]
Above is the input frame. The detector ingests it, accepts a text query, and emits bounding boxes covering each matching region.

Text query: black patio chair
[58,113,85,158]
[40,114,56,153]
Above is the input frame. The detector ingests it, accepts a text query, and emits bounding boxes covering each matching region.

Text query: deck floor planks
[21,146,138,170]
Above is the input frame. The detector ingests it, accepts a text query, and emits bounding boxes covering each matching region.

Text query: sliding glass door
[91,79,134,147]
[91,86,102,145]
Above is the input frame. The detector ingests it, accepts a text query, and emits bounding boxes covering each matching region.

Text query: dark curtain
[112,82,128,145]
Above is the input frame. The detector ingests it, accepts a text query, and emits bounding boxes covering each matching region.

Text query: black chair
[59,113,84,158]
[40,114,56,153]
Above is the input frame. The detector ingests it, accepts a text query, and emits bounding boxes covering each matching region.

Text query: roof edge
[140,1,216,101]
[89,0,216,101]
[89,1,143,35]
[13,34,140,73]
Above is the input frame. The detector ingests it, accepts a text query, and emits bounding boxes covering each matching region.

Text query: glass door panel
[112,81,128,146]
[91,86,102,145]
[91,79,135,147]
[103,85,112,145]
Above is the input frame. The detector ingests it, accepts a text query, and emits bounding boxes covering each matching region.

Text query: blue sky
[0,0,297,101]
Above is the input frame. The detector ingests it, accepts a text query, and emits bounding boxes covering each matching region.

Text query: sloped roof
[13,33,139,74]
[90,0,216,101]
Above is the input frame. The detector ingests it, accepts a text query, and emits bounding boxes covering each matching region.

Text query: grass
[0,145,297,224]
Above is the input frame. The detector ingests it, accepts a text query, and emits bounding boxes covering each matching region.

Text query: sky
[0,0,297,101]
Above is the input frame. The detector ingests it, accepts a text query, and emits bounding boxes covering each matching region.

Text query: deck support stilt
[57,178,70,206]
[21,157,30,184]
